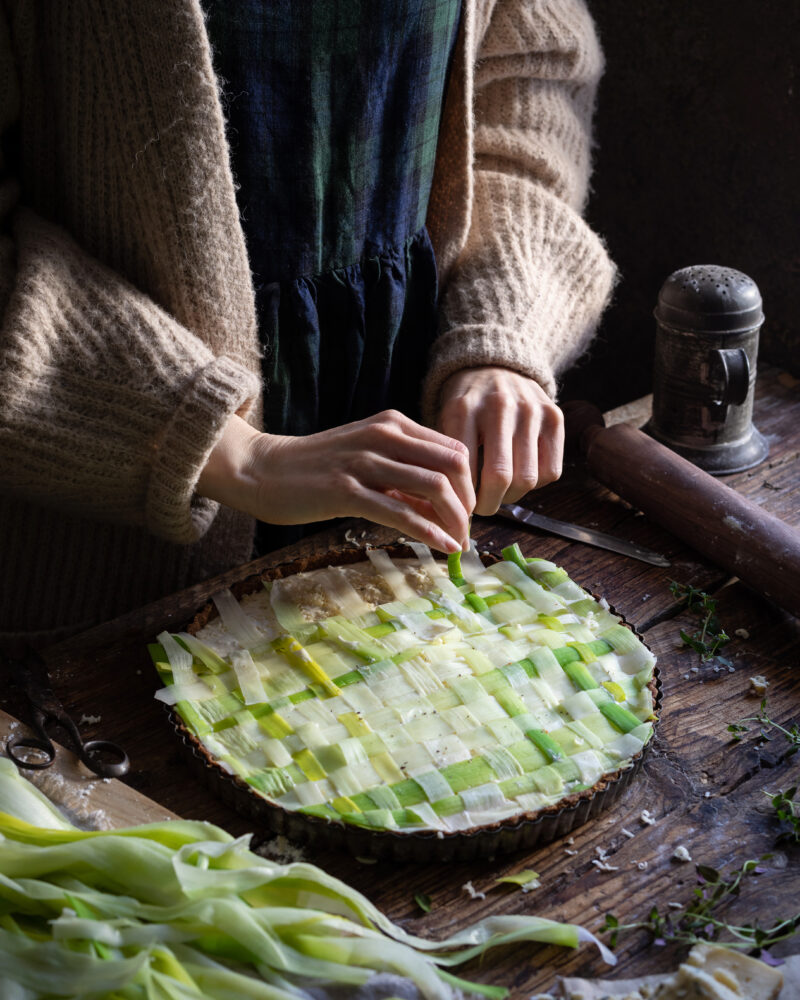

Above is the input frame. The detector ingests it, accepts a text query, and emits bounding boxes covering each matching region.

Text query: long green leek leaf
[0,758,614,998]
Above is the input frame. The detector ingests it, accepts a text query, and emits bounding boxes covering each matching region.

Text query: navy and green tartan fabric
[205,0,461,440]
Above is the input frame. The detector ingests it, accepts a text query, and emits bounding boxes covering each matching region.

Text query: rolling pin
[563,401,800,618]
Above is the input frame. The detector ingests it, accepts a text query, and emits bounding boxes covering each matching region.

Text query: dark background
[560,1,799,410]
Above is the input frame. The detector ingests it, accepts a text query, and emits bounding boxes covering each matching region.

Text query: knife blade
[495,504,671,567]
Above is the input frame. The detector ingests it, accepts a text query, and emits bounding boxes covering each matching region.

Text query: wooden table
[4,365,800,996]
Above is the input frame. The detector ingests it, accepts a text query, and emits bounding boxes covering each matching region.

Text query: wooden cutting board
[0,707,179,828]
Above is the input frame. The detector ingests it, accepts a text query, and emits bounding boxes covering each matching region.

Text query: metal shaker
[644,264,768,475]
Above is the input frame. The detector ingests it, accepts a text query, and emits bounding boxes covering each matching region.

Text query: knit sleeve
[0,7,260,547]
[0,209,260,546]
[424,0,616,416]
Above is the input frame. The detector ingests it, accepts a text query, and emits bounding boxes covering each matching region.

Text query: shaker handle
[709,347,750,406]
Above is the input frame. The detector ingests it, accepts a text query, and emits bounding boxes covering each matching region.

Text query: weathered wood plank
[2,364,795,996]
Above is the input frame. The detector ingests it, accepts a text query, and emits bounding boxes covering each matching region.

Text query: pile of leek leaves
[0,758,613,999]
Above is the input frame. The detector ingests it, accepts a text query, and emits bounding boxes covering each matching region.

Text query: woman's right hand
[196,410,475,552]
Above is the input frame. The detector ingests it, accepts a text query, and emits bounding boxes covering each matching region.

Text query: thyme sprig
[601,856,799,956]
[727,698,800,758]
[669,582,731,665]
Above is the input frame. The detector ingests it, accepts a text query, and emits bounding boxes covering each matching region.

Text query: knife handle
[564,401,800,618]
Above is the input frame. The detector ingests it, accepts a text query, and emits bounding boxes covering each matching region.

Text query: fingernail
[437,532,460,553]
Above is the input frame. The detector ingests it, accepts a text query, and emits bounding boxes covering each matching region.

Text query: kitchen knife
[496,503,671,567]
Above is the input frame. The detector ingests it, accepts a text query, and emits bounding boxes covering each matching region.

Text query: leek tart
[150,543,658,858]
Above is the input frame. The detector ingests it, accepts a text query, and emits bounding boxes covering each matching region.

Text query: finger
[353,486,461,553]
[536,405,565,488]
[361,409,471,458]
[360,416,476,519]
[440,400,480,490]
[385,488,437,522]
[502,401,540,504]
[356,455,470,547]
[474,403,515,516]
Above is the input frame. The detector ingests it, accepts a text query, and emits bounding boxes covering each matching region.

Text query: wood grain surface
[3,366,798,996]
[0,707,179,827]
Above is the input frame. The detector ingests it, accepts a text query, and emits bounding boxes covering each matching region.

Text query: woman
[0,0,614,643]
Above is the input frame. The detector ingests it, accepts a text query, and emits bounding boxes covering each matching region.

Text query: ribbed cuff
[423,175,616,424]
[146,355,260,544]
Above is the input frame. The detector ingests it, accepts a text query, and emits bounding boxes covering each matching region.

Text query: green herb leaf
[414,893,432,913]
[601,854,799,956]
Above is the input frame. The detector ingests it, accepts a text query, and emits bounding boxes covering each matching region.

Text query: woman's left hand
[437,366,564,516]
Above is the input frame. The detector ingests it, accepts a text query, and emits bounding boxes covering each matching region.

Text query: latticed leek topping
[149,544,657,834]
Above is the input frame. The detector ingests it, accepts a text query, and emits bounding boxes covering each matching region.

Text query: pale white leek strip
[407,541,467,603]
[396,611,452,641]
[231,649,268,705]
[319,566,374,616]
[157,630,195,686]
[487,562,565,614]
[212,589,267,649]
[406,541,442,576]
[405,801,446,830]
[177,632,229,674]
[154,681,215,705]
[569,750,604,785]
[0,758,75,830]
[460,782,508,814]
[482,746,523,780]
[266,577,313,640]
[412,769,453,803]
[366,548,417,601]
[459,541,487,582]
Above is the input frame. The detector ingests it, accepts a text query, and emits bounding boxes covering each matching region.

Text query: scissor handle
[78,739,130,779]
[6,734,56,770]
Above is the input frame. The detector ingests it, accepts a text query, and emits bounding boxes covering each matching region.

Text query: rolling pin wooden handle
[563,401,800,618]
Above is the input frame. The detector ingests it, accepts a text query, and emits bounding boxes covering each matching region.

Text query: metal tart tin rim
[161,544,662,862]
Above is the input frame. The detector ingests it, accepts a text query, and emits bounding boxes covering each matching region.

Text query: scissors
[5,650,130,779]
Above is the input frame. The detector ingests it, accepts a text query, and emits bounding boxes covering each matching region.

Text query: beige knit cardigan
[0,0,614,643]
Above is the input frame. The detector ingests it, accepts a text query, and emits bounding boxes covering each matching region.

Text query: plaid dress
[206,0,461,549]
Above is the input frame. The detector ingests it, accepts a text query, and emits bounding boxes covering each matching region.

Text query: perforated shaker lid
[655,265,763,333]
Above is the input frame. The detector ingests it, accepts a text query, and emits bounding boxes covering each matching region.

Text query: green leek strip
[293,749,326,781]
[485,591,514,606]
[440,756,495,794]
[339,711,370,737]
[533,568,569,589]
[272,635,341,698]
[494,687,527,717]
[504,584,525,601]
[561,660,599,692]
[598,701,643,733]
[537,614,566,631]
[364,621,398,638]
[246,766,297,797]
[501,543,529,575]
[568,640,599,664]
[176,633,230,674]
[464,592,490,615]
[447,550,466,586]
[553,639,611,666]
[332,795,361,814]
[567,597,597,617]
[432,794,464,818]
[525,728,563,762]
[599,623,642,654]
